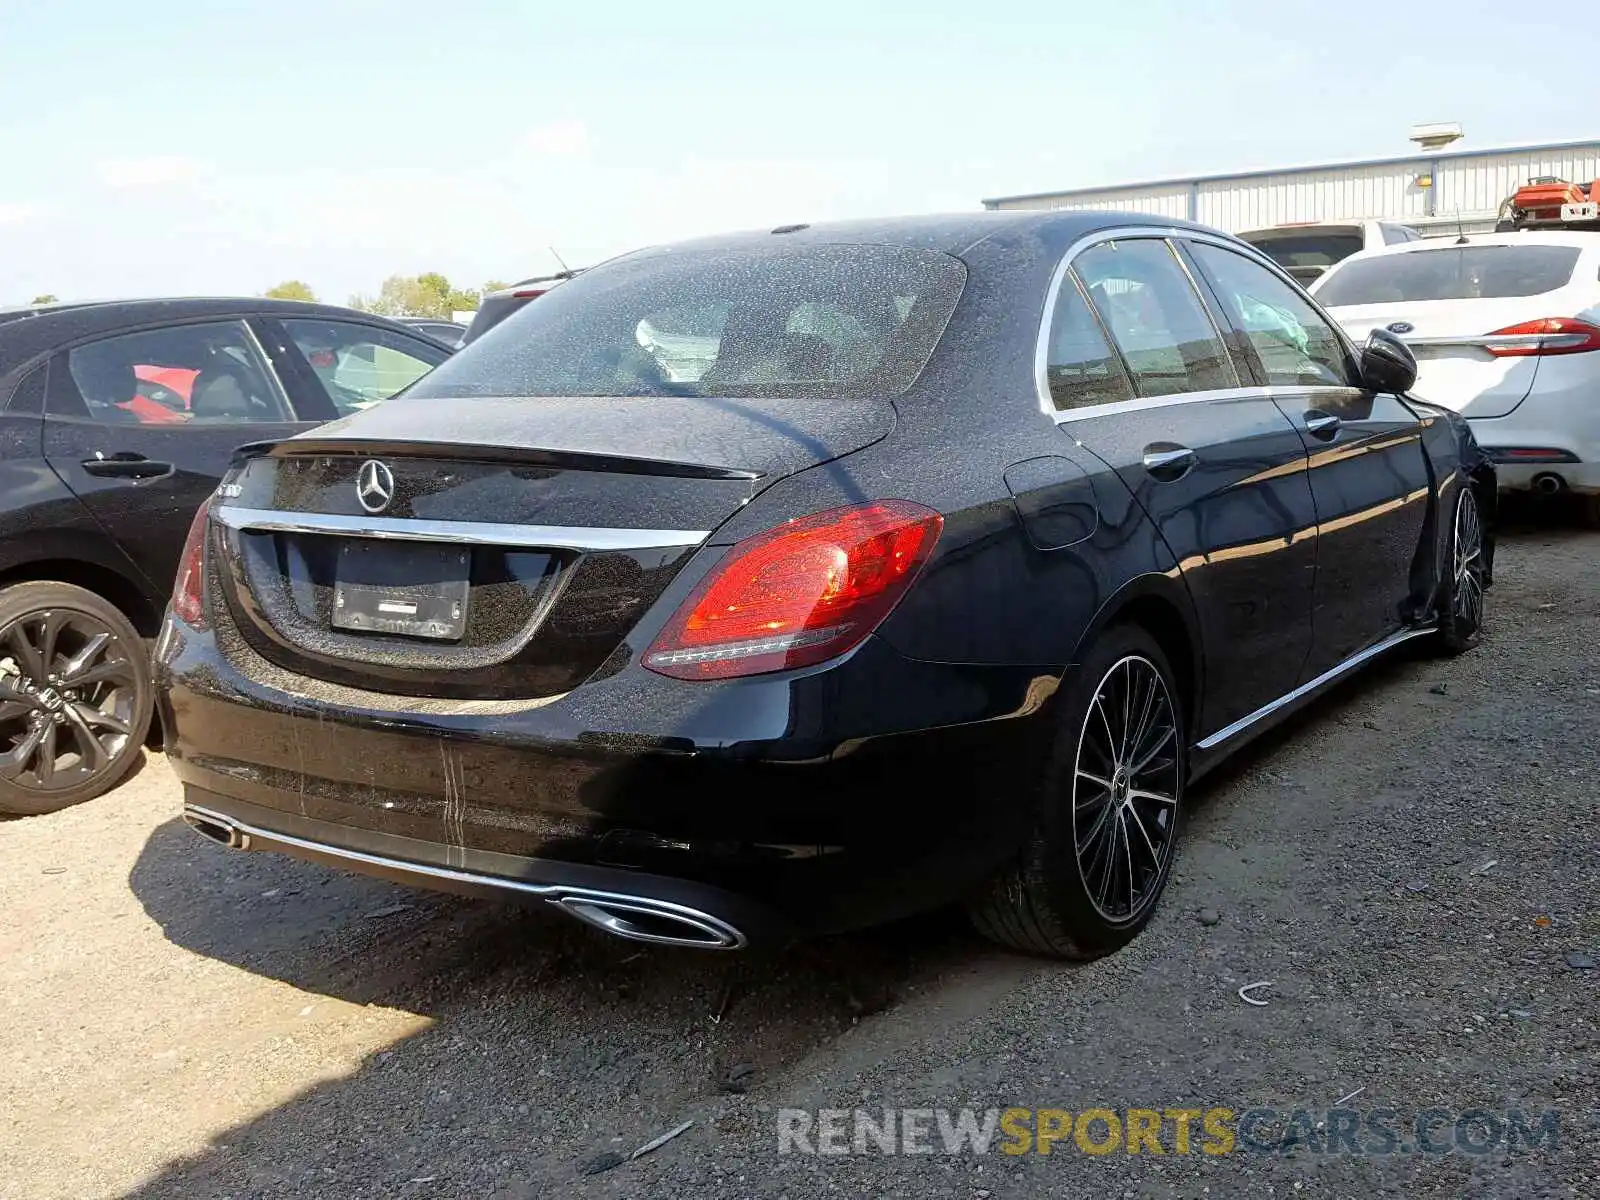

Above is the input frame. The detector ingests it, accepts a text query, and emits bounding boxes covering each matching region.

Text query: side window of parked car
[1186,242,1357,389]
[1073,239,1238,397]
[282,320,449,416]
[1044,274,1136,410]
[57,322,292,425]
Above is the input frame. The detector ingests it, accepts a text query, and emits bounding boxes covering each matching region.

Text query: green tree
[30,293,59,305]
[264,280,317,302]
[349,273,490,318]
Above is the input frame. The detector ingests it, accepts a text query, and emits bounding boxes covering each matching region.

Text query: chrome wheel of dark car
[0,610,138,791]
[1072,655,1181,923]
[1452,488,1485,629]
[1436,486,1486,656]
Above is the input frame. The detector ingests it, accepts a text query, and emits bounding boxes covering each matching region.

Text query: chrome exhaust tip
[183,806,252,851]
[1533,472,1566,496]
[550,892,747,950]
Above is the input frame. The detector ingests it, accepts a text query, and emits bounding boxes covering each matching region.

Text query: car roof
[1331,230,1600,266]
[617,210,1222,261]
[0,297,430,372]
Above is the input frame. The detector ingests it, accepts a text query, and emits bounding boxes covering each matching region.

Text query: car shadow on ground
[125,809,1024,1194]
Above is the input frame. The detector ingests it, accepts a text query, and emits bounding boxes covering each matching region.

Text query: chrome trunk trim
[212,506,710,552]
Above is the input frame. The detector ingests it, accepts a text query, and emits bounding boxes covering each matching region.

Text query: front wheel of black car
[0,582,152,816]
[969,625,1185,959]
[1434,486,1486,656]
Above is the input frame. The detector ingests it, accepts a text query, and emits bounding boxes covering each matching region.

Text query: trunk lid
[211,395,892,699]
[1323,299,1542,417]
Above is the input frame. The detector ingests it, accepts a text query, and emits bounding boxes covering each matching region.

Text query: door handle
[81,452,175,480]
[1142,443,1196,481]
[1304,410,1342,440]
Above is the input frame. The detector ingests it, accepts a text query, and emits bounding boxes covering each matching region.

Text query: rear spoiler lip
[228,437,763,482]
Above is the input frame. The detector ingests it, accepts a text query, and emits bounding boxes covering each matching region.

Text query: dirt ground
[2,516,1596,1200]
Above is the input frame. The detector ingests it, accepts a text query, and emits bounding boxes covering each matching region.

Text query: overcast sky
[0,0,1588,306]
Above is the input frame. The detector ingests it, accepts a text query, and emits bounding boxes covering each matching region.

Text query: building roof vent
[1410,122,1464,151]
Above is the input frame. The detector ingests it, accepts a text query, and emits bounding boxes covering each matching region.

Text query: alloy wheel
[0,608,139,794]
[1453,488,1485,630]
[1071,655,1181,923]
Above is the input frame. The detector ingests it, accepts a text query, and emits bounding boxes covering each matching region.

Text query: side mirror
[1360,328,1418,394]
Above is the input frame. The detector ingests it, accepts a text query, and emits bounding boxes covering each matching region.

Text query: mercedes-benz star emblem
[1387,321,1415,335]
[356,460,395,514]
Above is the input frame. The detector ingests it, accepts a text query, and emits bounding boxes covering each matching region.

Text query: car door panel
[1279,389,1430,675]
[1066,399,1318,735]
[1176,236,1432,679]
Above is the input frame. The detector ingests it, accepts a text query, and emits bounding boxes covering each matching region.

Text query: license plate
[331,541,470,641]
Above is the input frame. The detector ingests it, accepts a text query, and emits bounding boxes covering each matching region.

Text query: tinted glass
[1188,242,1356,388]
[410,245,967,401]
[1073,239,1237,397]
[1244,233,1364,271]
[1316,245,1581,305]
[283,319,448,416]
[63,321,290,425]
[1043,275,1135,410]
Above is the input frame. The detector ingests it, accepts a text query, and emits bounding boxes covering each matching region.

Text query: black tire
[0,582,152,816]
[968,624,1186,959]
[1434,484,1486,656]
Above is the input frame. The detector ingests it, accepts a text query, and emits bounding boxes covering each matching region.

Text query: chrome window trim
[1035,224,1369,423]
[1047,382,1366,426]
[212,505,710,551]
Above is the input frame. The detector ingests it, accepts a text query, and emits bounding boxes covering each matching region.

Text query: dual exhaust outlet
[182,807,748,950]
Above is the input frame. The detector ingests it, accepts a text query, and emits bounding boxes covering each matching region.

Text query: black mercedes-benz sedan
[155,212,1496,958]
[0,298,452,814]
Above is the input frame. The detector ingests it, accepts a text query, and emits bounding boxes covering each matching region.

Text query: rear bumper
[156,616,1060,941]
[1469,385,1600,493]
[182,792,784,948]
[1489,460,1600,494]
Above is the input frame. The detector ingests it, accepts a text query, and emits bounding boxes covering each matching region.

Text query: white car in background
[1312,231,1600,525]
[1238,220,1422,287]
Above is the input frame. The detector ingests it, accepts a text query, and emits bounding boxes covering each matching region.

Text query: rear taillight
[511,288,548,300]
[1484,318,1600,356]
[172,498,212,628]
[643,501,943,681]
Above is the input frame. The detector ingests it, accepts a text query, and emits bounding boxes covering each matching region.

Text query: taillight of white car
[1482,317,1600,356]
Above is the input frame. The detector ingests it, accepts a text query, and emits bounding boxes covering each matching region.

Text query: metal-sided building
[982,137,1600,238]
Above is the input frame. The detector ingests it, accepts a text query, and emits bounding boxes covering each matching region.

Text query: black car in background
[395,318,469,349]
[461,271,582,345]
[157,213,1495,959]
[0,298,452,814]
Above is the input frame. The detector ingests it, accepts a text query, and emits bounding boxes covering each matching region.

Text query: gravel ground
[2,516,1596,1200]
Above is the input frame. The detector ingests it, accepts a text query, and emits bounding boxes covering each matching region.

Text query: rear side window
[59,321,291,425]
[1042,275,1135,410]
[1316,245,1581,306]
[411,245,967,401]
[283,319,448,416]
[1073,239,1237,397]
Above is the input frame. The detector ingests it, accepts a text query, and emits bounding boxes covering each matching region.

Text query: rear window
[411,244,967,400]
[1316,244,1581,306]
[1241,232,1364,272]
